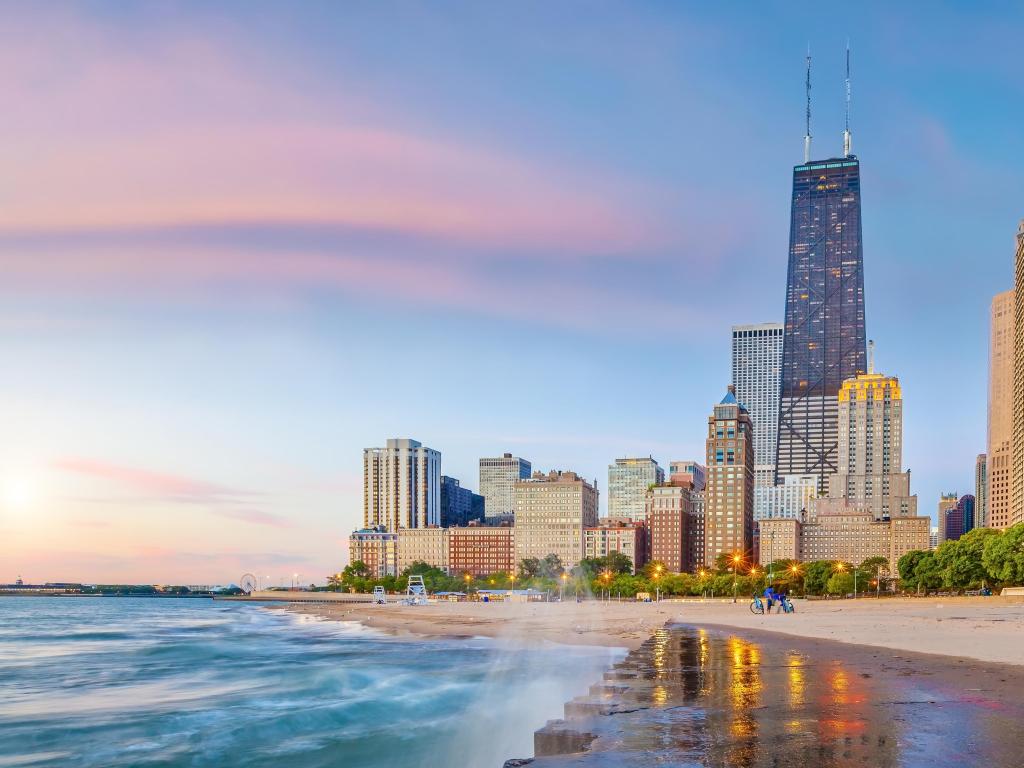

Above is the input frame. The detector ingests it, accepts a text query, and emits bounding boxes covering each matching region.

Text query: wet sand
[520,624,1024,767]
[283,595,1024,665]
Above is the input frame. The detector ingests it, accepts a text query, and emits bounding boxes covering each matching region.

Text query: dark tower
[775,51,867,494]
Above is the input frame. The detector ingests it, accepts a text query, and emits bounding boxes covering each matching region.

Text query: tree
[983,524,1024,585]
[803,560,834,596]
[641,560,669,579]
[342,561,371,580]
[912,551,943,591]
[518,558,541,579]
[326,573,345,591]
[539,553,564,579]
[603,551,633,575]
[826,571,854,596]
[860,556,889,593]
[934,528,1000,589]
[714,551,745,574]
[897,550,929,586]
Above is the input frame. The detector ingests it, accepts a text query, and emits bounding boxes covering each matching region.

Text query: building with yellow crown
[814,370,918,520]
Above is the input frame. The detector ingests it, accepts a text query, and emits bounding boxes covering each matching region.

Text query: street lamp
[560,572,568,601]
[653,564,663,603]
[463,572,471,596]
[790,564,803,597]
[731,553,742,603]
[698,569,708,598]
[601,570,612,601]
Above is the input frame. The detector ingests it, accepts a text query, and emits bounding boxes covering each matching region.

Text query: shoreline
[280,595,1024,665]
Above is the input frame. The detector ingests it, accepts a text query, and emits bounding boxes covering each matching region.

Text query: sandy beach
[284,595,1024,665]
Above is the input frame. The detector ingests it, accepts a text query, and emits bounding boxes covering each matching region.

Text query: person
[763,585,776,614]
[777,590,789,614]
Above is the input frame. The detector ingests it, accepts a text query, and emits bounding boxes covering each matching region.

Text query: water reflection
[536,625,974,767]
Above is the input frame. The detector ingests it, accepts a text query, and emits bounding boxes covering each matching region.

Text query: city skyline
[2,3,1022,583]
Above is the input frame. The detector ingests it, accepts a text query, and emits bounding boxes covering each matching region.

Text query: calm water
[0,597,620,768]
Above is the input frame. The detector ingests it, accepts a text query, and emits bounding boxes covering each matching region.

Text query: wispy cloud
[52,457,291,529]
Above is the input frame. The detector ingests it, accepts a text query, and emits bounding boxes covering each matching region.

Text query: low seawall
[216,591,375,604]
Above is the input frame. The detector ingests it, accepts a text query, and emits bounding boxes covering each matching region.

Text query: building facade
[645,484,693,573]
[448,525,514,577]
[479,453,532,522]
[395,527,449,573]
[704,386,755,565]
[363,438,441,530]
[1015,221,1024,527]
[827,371,917,519]
[942,494,976,542]
[439,475,485,528]
[669,460,707,492]
[348,529,399,578]
[688,491,705,570]
[989,289,1015,529]
[936,493,958,546]
[975,454,988,529]
[583,521,647,573]
[731,323,784,487]
[608,457,664,521]
[776,156,868,495]
[761,512,929,577]
[513,470,598,570]
[754,474,817,521]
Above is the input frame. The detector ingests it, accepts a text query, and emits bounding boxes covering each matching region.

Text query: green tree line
[898,524,1024,592]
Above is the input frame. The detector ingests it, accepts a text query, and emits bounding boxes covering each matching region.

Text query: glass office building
[776,157,867,494]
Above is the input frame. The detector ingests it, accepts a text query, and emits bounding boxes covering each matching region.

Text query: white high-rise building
[363,438,440,530]
[608,457,664,521]
[731,324,783,487]
[479,453,531,522]
[753,474,817,521]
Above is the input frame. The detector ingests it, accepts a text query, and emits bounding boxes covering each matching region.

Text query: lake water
[0,597,621,768]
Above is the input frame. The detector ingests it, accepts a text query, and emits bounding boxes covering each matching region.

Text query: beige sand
[283,595,1024,665]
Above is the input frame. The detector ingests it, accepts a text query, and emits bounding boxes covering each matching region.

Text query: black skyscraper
[775,156,867,493]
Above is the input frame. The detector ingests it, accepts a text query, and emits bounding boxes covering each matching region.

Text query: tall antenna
[843,41,852,157]
[804,46,812,163]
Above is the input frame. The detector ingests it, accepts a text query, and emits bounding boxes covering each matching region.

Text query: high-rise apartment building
[363,438,440,530]
[395,527,449,573]
[439,476,484,528]
[1013,220,1024,527]
[448,525,514,577]
[583,521,647,573]
[936,493,958,546]
[645,484,693,573]
[942,494,976,542]
[513,470,598,570]
[824,371,917,519]
[732,323,784,487]
[479,453,532,522]
[704,386,755,564]
[776,156,868,495]
[669,461,707,492]
[975,454,988,529]
[608,457,664,521]
[753,474,817,521]
[688,491,705,570]
[988,289,1015,529]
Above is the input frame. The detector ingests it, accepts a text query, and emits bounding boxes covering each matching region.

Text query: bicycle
[749,596,765,614]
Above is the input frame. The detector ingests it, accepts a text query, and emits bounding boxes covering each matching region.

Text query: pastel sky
[2,2,1021,585]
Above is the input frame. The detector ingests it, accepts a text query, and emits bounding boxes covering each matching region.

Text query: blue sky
[0,1,1020,583]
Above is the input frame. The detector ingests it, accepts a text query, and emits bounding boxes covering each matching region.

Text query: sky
[2,1,1022,585]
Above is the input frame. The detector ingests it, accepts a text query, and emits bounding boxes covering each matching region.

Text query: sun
[1,477,33,510]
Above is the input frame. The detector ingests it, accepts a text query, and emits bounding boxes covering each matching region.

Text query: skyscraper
[823,369,917,519]
[513,470,598,570]
[608,457,664,521]
[988,289,1015,529]
[975,454,988,529]
[776,107,867,493]
[1012,221,1024,527]
[704,386,755,564]
[363,438,440,530]
[478,453,531,522]
[731,323,783,487]
[439,475,484,528]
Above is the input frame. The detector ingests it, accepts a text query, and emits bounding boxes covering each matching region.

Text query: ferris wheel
[239,574,258,594]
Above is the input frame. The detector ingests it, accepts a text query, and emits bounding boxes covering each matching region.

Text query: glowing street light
[731,553,742,603]
[601,570,612,601]
[560,571,568,601]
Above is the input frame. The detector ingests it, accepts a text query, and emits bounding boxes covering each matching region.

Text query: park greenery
[330,523,1024,598]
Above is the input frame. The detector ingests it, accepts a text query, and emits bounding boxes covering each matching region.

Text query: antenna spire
[843,41,852,157]
[804,46,812,163]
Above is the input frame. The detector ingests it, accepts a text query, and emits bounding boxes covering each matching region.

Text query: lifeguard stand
[372,585,386,605]
[404,575,427,605]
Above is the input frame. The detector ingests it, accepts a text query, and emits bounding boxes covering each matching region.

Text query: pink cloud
[52,457,292,529]
[0,10,669,255]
